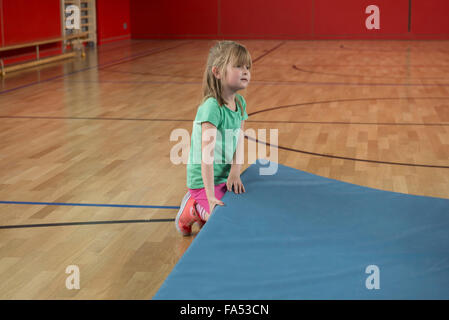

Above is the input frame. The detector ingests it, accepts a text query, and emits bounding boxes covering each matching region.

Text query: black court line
[245,135,449,169]
[100,63,449,79]
[252,41,285,63]
[96,40,151,54]
[0,200,179,210]
[408,0,412,33]
[1,97,448,168]
[97,41,193,71]
[292,65,449,80]
[0,115,447,127]
[0,39,276,96]
[100,40,285,78]
[55,77,449,88]
[0,115,193,122]
[338,44,449,54]
[0,41,192,95]
[0,218,176,230]
[246,120,449,126]
[101,68,202,79]
[247,96,449,116]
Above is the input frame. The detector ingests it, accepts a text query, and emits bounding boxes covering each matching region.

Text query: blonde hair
[202,40,252,117]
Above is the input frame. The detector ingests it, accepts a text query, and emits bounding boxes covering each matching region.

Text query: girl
[175,40,252,236]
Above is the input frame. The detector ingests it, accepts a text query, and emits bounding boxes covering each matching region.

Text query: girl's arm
[229,120,245,176]
[227,121,246,194]
[201,121,218,200]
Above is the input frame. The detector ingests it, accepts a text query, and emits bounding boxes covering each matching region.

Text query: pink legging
[188,182,227,214]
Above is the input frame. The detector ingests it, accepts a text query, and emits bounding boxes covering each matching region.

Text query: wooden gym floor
[0,39,448,299]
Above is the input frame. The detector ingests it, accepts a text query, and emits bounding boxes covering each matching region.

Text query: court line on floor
[247,96,449,116]
[0,219,176,230]
[30,39,449,87]
[100,68,201,78]
[65,79,200,85]
[96,41,193,71]
[338,44,449,54]
[100,68,201,79]
[256,80,449,87]
[0,97,447,168]
[252,41,285,63]
[0,115,192,122]
[0,39,274,96]
[96,56,449,84]
[98,63,449,81]
[95,39,151,54]
[245,135,449,169]
[247,120,449,126]
[0,41,192,96]
[94,40,449,86]
[60,78,449,87]
[250,43,449,54]
[1,114,447,126]
[292,64,449,80]
[0,200,179,209]
[73,40,283,82]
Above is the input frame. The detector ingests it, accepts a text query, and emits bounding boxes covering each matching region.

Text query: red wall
[130,0,218,38]
[96,0,131,45]
[130,0,449,40]
[314,0,409,38]
[221,0,313,38]
[412,0,449,35]
[1,0,448,67]
[0,0,3,47]
[0,0,62,66]
[2,0,61,45]
[0,0,133,67]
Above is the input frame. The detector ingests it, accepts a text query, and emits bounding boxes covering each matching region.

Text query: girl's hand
[206,197,225,221]
[226,173,245,194]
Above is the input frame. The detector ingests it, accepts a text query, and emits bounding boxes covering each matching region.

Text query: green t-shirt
[187,94,249,189]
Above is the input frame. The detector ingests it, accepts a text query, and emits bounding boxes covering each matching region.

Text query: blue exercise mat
[154,159,449,299]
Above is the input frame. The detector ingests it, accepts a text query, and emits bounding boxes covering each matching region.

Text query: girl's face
[224,63,251,91]
[213,62,251,91]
